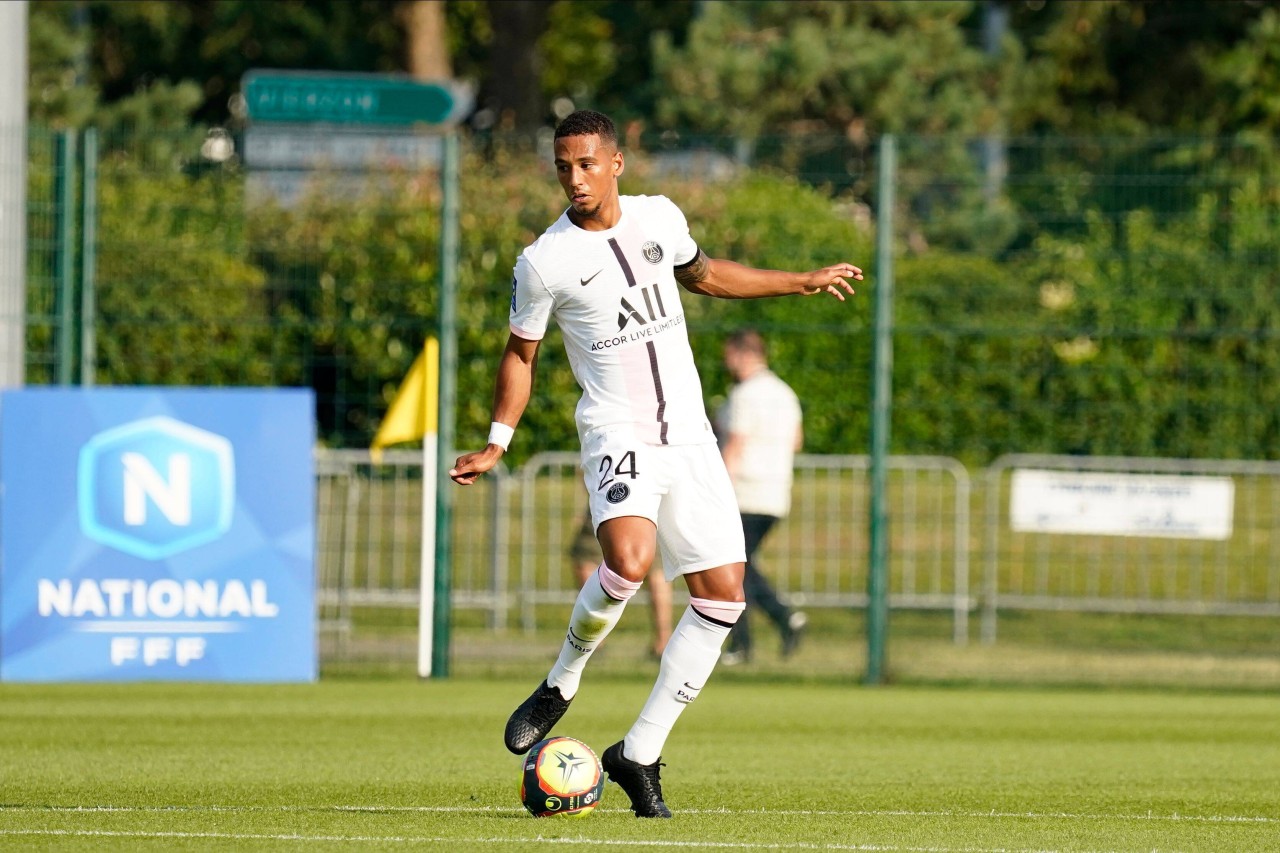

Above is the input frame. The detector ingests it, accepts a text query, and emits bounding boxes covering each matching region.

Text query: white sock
[623,598,744,765]
[546,564,639,700]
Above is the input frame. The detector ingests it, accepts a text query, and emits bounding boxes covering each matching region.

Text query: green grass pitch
[1,677,1277,851]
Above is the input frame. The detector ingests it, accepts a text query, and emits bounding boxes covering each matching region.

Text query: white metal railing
[316,449,1280,658]
[982,454,1280,642]
[314,449,972,645]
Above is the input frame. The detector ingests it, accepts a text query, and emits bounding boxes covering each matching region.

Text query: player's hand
[449,446,504,485]
[800,263,862,301]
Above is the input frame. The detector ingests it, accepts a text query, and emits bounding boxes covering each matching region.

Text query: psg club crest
[641,241,663,264]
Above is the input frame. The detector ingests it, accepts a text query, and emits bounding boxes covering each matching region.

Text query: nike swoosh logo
[683,682,703,691]
[580,270,602,286]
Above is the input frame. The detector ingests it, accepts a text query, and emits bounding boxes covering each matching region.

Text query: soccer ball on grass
[519,736,604,818]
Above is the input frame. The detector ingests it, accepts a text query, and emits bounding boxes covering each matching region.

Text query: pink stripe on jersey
[689,597,746,626]
[597,563,642,602]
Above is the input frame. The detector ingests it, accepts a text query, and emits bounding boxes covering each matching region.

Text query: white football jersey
[510,195,716,446]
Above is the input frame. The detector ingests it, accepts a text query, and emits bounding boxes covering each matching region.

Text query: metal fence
[315,448,511,661]
[22,128,1280,461]
[15,127,1280,677]
[982,454,1280,642]
[315,447,1280,666]
[315,449,972,653]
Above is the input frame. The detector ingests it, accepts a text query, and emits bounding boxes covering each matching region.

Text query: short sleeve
[509,254,553,341]
[658,196,700,266]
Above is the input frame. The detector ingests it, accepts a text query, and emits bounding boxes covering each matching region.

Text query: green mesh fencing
[21,127,1280,685]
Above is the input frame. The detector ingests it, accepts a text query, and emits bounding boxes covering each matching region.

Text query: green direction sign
[243,71,465,126]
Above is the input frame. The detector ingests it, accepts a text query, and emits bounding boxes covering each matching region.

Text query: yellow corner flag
[371,337,439,463]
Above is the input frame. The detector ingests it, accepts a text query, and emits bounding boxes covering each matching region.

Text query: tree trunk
[485,0,552,131]
[404,0,451,80]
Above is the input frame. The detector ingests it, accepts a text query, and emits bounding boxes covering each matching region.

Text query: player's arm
[674,249,862,301]
[449,333,540,485]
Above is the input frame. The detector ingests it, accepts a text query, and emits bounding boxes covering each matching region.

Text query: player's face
[554,133,624,224]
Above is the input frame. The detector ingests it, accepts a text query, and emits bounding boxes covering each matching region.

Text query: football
[519,736,605,818]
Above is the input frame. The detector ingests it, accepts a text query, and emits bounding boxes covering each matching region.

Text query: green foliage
[631,171,874,454]
[27,1,99,129]
[94,80,204,135]
[247,170,445,442]
[234,146,880,454]
[1202,8,1280,135]
[94,150,277,388]
[29,1,206,134]
[246,144,572,446]
[26,0,1280,143]
[46,129,1280,465]
[85,0,405,126]
[1008,0,1274,136]
[886,157,1280,464]
[1016,187,1280,460]
[893,251,1045,464]
[538,1,616,107]
[651,0,998,139]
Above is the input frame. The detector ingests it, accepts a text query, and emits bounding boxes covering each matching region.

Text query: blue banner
[1,388,316,682]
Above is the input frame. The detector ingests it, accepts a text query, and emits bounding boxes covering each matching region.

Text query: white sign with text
[1010,469,1234,540]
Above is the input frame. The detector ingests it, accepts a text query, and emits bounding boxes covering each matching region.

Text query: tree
[402,0,451,80]
[28,0,98,128]
[1006,0,1274,135]
[649,0,1006,140]
[31,0,402,128]
[483,0,552,130]
[1202,6,1280,135]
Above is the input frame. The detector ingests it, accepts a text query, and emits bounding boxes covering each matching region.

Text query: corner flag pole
[416,337,441,678]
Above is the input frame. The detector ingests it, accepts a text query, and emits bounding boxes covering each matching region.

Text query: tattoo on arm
[673,249,710,288]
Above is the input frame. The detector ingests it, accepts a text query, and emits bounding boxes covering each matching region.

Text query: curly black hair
[553,110,618,148]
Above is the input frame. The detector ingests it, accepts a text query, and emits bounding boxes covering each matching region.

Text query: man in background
[718,329,807,664]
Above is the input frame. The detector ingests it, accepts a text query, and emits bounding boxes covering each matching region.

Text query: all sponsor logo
[590,312,685,351]
[617,283,667,331]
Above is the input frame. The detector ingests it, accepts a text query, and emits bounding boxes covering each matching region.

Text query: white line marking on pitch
[0,829,1168,853]
[0,804,1273,824]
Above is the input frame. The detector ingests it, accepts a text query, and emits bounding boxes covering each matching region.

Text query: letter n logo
[78,417,235,560]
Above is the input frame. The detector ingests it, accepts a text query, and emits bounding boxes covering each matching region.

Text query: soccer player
[450,109,861,818]
[717,329,807,665]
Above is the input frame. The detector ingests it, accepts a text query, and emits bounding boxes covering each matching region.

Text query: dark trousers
[726,513,791,655]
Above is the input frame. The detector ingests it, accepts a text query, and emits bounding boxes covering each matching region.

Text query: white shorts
[580,427,746,581]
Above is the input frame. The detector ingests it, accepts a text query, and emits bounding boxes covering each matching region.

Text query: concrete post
[0,0,29,388]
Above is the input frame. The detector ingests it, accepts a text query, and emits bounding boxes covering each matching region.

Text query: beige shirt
[719,369,801,517]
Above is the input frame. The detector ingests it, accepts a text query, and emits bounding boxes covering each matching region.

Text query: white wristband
[487,421,515,451]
